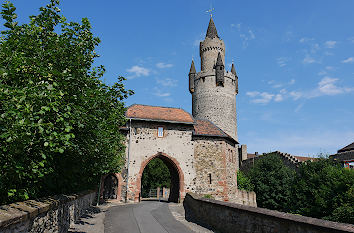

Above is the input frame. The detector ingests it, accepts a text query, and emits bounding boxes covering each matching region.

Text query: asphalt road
[104,201,195,233]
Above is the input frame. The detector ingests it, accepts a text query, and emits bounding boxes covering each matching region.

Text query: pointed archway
[137,152,185,203]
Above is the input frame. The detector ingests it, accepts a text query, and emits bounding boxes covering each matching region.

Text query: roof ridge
[127,103,189,112]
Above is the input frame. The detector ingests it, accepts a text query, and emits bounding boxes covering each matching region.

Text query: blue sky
[4,0,354,156]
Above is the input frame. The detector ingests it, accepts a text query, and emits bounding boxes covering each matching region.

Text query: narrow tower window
[157,127,164,137]
[208,173,212,184]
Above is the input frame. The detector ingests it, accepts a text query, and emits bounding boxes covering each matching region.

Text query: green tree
[141,158,171,198]
[237,170,254,191]
[0,1,132,204]
[291,159,354,223]
[247,153,296,212]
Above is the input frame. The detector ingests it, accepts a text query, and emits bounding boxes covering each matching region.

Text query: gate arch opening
[103,174,118,200]
[138,152,184,203]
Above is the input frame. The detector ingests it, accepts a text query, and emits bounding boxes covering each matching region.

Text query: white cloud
[248,76,354,104]
[318,66,335,76]
[126,65,150,79]
[325,66,335,70]
[289,79,295,85]
[156,62,173,69]
[318,70,327,76]
[246,91,274,104]
[299,37,314,43]
[324,40,337,48]
[239,26,256,48]
[154,92,170,97]
[246,91,259,98]
[153,87,171,97]
[310,43,320,54]
[294,103,304,113]
[317,77,354,96]
[348,37,354,43]
[303,55,317,64]
[289,91,303,100]
[248,30,255,39]
[342,57,354,63]
[156,78,178,87]
[277,57,289,67]
[274,94,283,102]
[231,23,241,31]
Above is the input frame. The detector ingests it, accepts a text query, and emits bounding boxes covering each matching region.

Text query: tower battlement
[189,17,239,141]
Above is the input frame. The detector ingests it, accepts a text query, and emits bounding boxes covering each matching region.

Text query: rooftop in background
[247,153,317,162]
[338,142,354,153]
[126,104,194,124]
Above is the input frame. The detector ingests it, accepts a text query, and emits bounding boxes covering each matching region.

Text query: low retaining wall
[184,193,354,233]
[234,189,257,207]
[0,190,96,233]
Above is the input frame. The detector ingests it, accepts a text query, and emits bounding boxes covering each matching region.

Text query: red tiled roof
[294,156,317,162]
[126,104,194,124]
[193,119,236,142]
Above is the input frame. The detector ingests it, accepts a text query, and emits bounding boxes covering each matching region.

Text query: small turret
[231,63,237,76]
[189,60,196,93]
[215,52,224,86]
[231,63,238,93]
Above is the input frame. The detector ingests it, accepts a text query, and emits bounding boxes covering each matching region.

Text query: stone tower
[189,17,239,141]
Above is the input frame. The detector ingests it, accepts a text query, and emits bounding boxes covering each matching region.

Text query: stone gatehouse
[100,17,256,206]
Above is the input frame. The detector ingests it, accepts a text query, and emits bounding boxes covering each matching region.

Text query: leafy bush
[291,159,354,223]
[237,170,254,191]
[0,1,132,204]
[247,153,296,212]
[245,153,354,224]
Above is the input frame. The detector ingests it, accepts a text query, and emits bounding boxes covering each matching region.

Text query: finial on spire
[206,6,215,18]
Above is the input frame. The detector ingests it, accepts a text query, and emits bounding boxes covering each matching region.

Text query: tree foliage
[291,159,354,223]
[245,153,354,224]
[237,170,254,191]
[247,153,296,212]
[0,0,132,204]
[141,158,171,198]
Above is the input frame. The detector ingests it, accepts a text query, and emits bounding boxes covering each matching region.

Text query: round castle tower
[189,17,239,141]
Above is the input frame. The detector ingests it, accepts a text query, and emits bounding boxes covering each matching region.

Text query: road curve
[104,201,195,233]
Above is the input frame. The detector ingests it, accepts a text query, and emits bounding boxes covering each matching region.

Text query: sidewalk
[68,201,123,233]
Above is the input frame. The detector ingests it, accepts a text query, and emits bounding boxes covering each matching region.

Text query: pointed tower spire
[189,60,196,93]
[206,17,219,39]
[189,60,196,74]
[231,63,237,76]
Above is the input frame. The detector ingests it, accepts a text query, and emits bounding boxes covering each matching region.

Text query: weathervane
[206,6,215,17]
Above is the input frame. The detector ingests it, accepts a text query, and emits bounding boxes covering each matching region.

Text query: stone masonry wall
[192,70,238,141]
[193,137,240,202]
[0,190,96,233]
[124,121,196,202]
[240,151,302,173]
[184,193,354,233]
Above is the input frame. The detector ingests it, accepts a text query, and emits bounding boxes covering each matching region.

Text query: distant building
[331,142,354,169]
[241,151,317,172]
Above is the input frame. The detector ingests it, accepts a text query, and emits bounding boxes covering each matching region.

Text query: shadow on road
[68,206,102,232]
